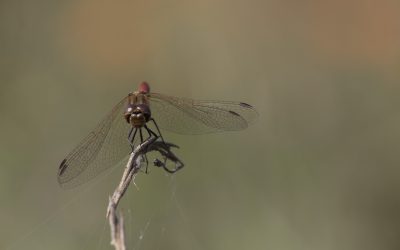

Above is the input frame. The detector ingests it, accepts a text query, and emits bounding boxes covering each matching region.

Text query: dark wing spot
[229,110,241,116]
[58,159,68,176]
[240,102,253,108]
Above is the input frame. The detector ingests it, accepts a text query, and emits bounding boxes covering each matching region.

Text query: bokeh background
[1,0,400,249]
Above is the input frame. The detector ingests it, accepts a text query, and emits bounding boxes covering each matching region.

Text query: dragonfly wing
[149,93,258,134]
[58,96,131,188]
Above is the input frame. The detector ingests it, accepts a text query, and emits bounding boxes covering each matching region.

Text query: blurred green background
[1,0,400,249]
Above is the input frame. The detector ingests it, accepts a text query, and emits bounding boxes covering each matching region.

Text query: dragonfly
[58,82,258,188]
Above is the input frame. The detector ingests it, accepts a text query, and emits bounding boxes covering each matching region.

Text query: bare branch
[108,200,126,250]
[107,136,184,250]
[107,136,156,250]
[107,136,157,217]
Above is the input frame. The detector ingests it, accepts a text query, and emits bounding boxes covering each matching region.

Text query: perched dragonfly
[58,82,258,188]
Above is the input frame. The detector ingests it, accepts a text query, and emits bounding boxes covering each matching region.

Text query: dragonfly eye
[124,113,131,123]
[124,105,135,123]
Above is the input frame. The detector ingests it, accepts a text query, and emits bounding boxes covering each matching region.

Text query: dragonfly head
[124,104,151,127]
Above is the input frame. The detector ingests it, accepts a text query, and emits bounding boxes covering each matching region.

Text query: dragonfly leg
[144,124,159,140]
[139,128,144,144]
[128,128,138,149]
[150,118,166,144]
[139,128,150,173]
[128,127,134,139]
[148,119,184,174]
[142,154,150,173]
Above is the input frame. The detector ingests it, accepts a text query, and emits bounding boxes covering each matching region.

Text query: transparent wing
[149,93,258,134]
[58,96,131,189]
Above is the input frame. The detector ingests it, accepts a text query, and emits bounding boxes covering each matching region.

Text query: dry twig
[107,136,184,250]
[108,203,126,250]
[107,136,155,250]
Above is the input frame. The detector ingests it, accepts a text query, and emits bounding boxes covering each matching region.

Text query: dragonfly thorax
[124,104,151,128]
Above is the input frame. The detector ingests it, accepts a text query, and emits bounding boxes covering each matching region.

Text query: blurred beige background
[1,0,400,249]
